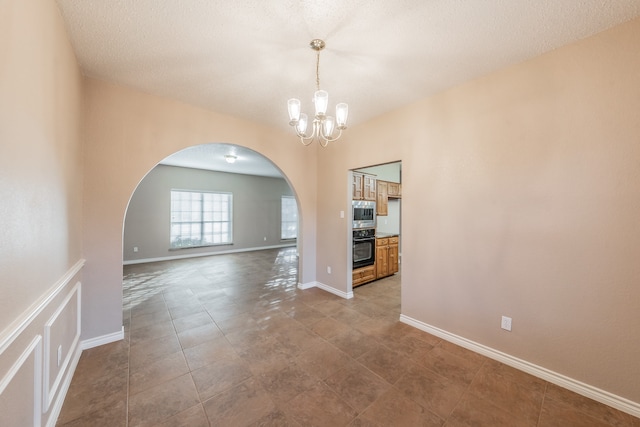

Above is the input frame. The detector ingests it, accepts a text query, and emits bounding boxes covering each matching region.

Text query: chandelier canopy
[287,39,348,147]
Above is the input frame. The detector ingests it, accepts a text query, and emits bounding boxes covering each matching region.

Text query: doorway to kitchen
[350,161,402,311]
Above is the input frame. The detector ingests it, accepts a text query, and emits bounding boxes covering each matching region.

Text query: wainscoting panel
[0,336,42,427]
[43,284,81,411]
[0,260,84,427]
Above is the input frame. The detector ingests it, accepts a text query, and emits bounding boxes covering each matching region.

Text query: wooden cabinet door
[352,173,363,200]
[353,265,376,287]
[376,240,389,278]
[387,182,401,198]
[363,175,377,201]
[376,181,388,216]
[389,242,399,274]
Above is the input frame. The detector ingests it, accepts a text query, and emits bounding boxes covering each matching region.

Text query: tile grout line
[536,381,549,427]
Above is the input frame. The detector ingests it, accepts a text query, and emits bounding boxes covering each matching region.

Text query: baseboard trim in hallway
[81,326,125,350]
[400,314,640,419]
[298,281,354,299]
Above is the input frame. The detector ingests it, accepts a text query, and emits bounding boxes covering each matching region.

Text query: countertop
[375,233,399,239]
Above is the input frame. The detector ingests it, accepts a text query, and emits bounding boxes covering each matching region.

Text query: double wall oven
[352,200,376,269]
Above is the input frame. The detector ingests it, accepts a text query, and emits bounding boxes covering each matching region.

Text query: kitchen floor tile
[155,404,210,427]
[357,342,414,384]
[324,359,391,413]
[467,359,546,424]
[190,354,253,401]
[128,350,190,395]
[201,377,276,425]
[394,363,468,419]
[128,373,200,427]
[351,387,444,427]
[283,381,358,426]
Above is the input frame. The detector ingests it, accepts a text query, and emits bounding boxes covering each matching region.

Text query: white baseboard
[123,244,296,265]
[298,281,353,300]
[81,327,124,350]
[399,314,640,419]
[297,281,316,290]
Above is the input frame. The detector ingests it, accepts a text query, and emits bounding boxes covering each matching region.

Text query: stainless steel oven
[353,228,376,269]
[352,200,376,229]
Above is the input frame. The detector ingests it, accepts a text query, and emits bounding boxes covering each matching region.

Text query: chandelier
[287,39,348,147]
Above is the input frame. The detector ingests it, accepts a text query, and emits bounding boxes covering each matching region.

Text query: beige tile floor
[57,247,639,426]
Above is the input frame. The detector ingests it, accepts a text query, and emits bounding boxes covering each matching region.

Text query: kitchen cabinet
[387,182,402,198]
[388,237,399,274]
[352,172,376,201]
[352,265,376,287]
[352,173,363,200]
[376,181,388,216]
[376,180,401,216]
[376,236,399,279]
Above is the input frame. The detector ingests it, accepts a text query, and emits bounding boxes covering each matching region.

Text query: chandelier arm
[300,136,314,146]
[293,119,319,145]
[294,128,315,144]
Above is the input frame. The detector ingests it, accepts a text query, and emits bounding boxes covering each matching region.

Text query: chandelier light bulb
[336,103,348,128]
[296,113,308,136]
[323,115,335,138]
[287,98,301,124]
[313,90,329,117]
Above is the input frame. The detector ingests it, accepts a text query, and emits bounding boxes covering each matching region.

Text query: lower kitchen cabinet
[352,265,376,287]
[376,236,399,279]
[353,236,399,288]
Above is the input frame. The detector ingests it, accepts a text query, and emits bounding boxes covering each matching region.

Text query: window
[170,190,232,248]
[281,196,298,239]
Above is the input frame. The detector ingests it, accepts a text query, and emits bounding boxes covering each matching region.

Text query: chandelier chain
[315,52,321,92]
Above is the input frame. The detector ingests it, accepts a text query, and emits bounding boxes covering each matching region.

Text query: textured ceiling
[160,143,283,178]
[55,0,640,175]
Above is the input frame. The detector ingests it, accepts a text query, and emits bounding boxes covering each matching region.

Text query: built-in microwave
[352,200,376,229]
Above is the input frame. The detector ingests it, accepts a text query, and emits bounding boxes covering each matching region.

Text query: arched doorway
[121,143,302,311]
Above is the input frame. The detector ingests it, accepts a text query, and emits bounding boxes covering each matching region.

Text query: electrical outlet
[501,316,512,331]
[327,266,332,274]
[133,246,138,253]
[263,236,267,241]
[340,210,344,218]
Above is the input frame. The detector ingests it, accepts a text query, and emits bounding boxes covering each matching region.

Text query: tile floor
[57,247,639,426]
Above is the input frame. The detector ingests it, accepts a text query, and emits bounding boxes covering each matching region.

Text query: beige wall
[82,79,318,338]
[318,18,640,403]
[0,0,83,337]
[0,0,84,425]
[2,0,639,417]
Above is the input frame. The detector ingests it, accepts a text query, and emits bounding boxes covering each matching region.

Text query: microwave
[352,200,376,229]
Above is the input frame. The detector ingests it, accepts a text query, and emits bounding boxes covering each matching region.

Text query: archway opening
[121,143,302,313]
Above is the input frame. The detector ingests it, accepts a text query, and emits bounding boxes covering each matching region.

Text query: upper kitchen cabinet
[377,181,388,215]
[387,182,402,198]
[376,180,401,215]
[352,172,376,201]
